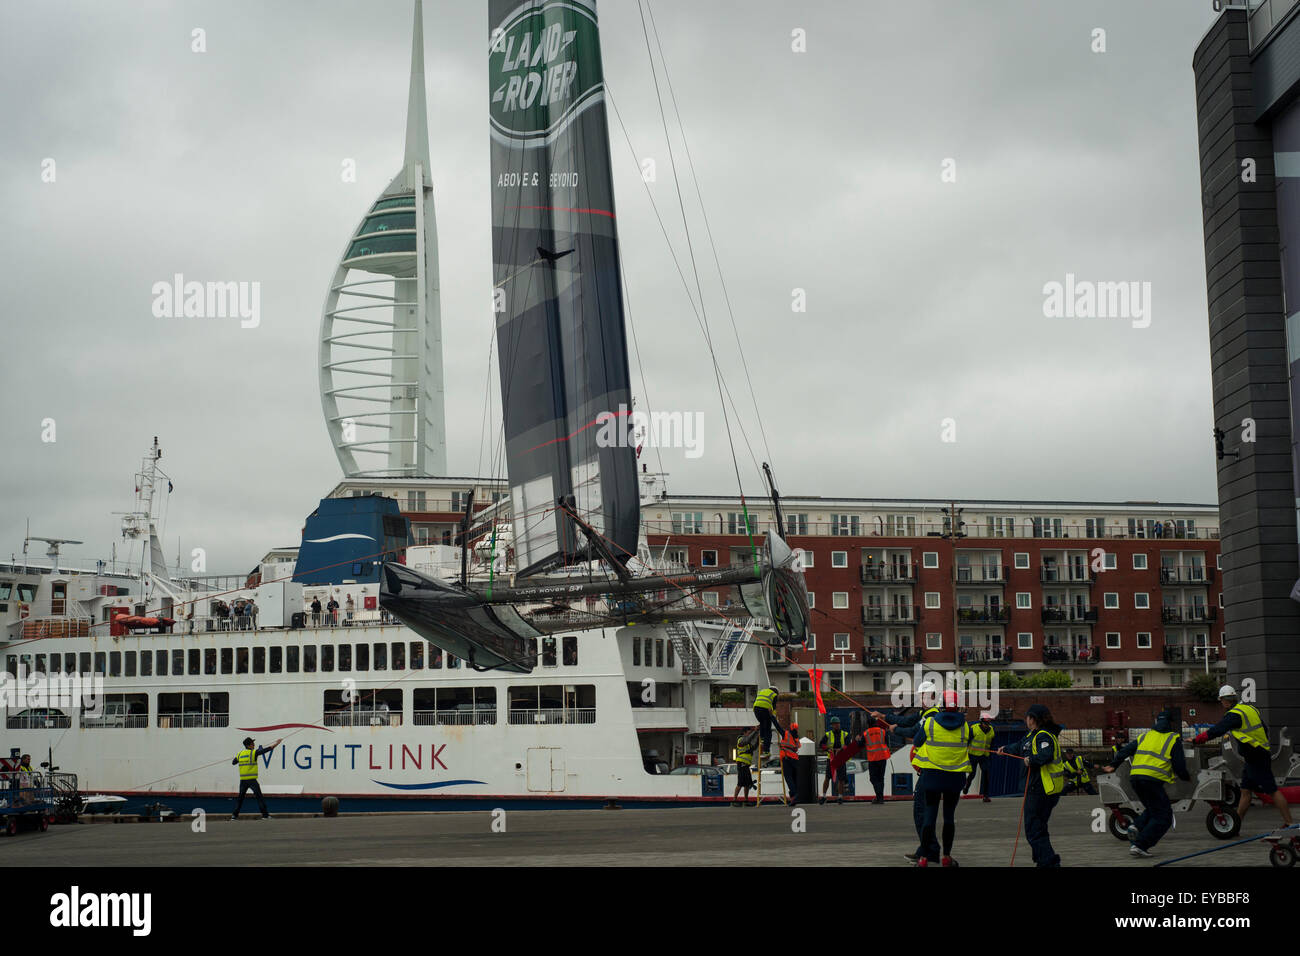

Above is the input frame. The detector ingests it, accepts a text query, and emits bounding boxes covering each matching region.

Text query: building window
[703,592,719,606]
[832,592,849,609]
[831,551,848,568]
[987,516,1015,537]
[801,551,814,568]
[806,633,816,650]
[1136,632,1152,649]
[1085,517,1107,538]
[1133,553,1147,570]
[1135,593,1150,609]
[830,514,860,536]
[1103,552,1116,570]
[672,512,703,534]
[807,592,815,608]
[786,513,808,535]
[926,632,943,650]
[833,633,850,651]
[408,490,426,511]
[1104,592,1118,609]
[701,550,718,567]
[1017,632,1033,649]
[889,514,916,536]
[924,592,941,609]
[1016,592,1032,609]
[727,512,757,535]
[1216,554,1221,569]
[1014,553,1030,569]
[923,552,938,569]
[1106,632,1121,649]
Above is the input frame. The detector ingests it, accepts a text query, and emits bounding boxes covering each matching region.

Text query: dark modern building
[1193,0,1300,727]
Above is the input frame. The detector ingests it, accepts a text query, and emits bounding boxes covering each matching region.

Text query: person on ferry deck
[310,596,322,626]
[326,597,340,626]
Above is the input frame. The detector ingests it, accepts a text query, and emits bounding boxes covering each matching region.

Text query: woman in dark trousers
[1004,704,1066,867]
[911,691,971,866]
[871,680,938,863]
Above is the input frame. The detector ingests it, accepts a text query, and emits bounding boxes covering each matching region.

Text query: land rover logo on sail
[489,1,602,143]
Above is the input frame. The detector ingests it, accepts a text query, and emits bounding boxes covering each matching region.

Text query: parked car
[8,708,70,729]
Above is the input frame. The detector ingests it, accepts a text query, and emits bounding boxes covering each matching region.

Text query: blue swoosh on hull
[372,779,486,791]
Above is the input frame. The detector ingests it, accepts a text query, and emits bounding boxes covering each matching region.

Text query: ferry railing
[641,520,1220,540]
[6,712,72,729]
[18,618,92,640]
[507,708,596,726]
[412,709,497,727]
[322,710,402,727]
[79,714,149,729]
[156,712,230,729]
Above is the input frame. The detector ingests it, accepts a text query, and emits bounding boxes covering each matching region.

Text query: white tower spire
[319,0,447,478]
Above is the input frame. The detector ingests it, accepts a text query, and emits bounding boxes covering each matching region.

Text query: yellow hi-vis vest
[970,724,994,756]
[755,688,778,713]
[237,748,259,781]
[1227,704,1268,750]
[1130,730,1177,784]
[909,707,942,769]
[736,736,754,766]
[920,716,972,774]
[823,729,848,751]
[1031,730,1066,796]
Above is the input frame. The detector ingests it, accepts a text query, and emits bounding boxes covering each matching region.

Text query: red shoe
[915,857,928,868]
[941,856,959,867]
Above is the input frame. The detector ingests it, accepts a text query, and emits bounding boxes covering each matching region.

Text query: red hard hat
[943,690,960,708]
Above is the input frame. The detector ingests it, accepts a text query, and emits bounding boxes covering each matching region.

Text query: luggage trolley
[1206,725,1297,809]
[0,757,55,836]
[1097,745,1241,841]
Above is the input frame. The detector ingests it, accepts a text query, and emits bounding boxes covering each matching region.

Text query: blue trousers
[868,760,887,800]
[911,784,925,854]
[965,757,989,796]
[1024,790,1060,866]
[921,789,960,861]
[1131,775,1173,850]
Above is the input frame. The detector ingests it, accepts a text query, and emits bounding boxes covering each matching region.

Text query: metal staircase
[666,620,750,679]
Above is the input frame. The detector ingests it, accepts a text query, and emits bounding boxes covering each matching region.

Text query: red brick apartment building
[326,479,1223,694]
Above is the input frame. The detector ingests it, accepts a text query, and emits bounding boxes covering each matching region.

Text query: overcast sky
[0,0,1224,573]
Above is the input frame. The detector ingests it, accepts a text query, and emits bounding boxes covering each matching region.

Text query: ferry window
[644,637,653,666]
[413,687,496,725]
[157,692,229,729]
[109,652,121,677]
[562,636,577,666]
[4,655,15,678]
[507,685,595,723]
[321,645,334,673]
[322,689,401,726]
[410,642,424,669]
[665,641,673,668]
[392,642,405,669]
[236,648,249,675]
[253,647,265,674]
[374,643,387,671]
[205,649,217,675]
[17,584,35,602]
[427,646,440,669]
[542,637,557,667]
[124,652,136,678]
[656,639,664,667]
[186,649,197,676]
[35,654,47,674]
[303,645,317,673]
[220,648,233,675]
[287,646,300,673]
[270,646,282,674]
[633,638,641,666]
[80,652,91,673]
[94,653,106,676]
[59,653,71,674]
[140,652,152,677]
[161,650,174,676]
[338,644,351,672]
[81,693,148,729]
[356,643,369,671]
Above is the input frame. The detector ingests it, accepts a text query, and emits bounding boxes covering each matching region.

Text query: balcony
[860,564,915,584]
[954,565,1009,585]
[861,605,920,624]
[1039,566,1093,585]
[956,606,1010,624]
[957,645,1013,666]
[1159,566,1214,585]
[859,647,922,666]
[1161,605,1218,624]
[1041,606,1099,624]
[1162,644,1223,664]
[1042,644,1100,666]
[764,653,791,669]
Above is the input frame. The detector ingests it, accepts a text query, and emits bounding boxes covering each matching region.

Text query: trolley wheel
[1269,843,1296,868]
[5,818,17,837]
[38,815,49,833]
[1222,782,1241,807]
[1107,809,1135,841]
[1206,806,1241,839]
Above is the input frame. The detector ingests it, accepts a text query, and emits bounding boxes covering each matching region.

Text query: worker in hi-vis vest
[230,735,282,820]
[911,690,973,867]
[1002,704,1066,867]
[732,726,759,806]
[780,722,801,805]
[863,717,892,804]
[1195,685,1293,828]
[819,716,850,804]
[871,680,939,864]
[1062,748,1097,795]
[753,686,783,757]
[1104,710,1189,858]
[964,713,995,802]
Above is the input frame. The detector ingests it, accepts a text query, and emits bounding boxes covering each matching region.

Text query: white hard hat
[1217,685,1237,699]
[917,681,937,694]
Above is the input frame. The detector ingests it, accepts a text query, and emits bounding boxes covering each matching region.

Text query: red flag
[809,668,826,714]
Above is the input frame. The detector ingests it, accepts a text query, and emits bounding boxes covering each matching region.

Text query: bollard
[796,737,817,804]
[322,796,339,817]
